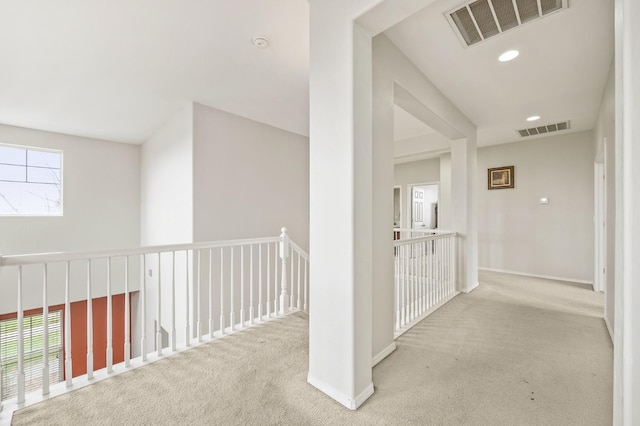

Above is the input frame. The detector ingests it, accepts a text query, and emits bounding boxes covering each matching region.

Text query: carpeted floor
[12,271,613,425]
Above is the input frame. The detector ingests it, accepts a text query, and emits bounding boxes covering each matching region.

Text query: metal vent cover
[447,0,569,47]
[517,121,570,137]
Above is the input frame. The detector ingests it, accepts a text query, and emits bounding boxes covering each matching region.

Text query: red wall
[0,294,131,379]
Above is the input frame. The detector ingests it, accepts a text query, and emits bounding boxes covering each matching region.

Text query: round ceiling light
[498,50,519,62]
[526,115,541,122]
[252,37,270,48]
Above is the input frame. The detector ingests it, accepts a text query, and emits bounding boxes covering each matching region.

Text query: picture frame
[488,166,515,190]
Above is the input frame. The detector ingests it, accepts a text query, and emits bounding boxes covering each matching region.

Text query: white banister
[230,247,235,332]
[266,244,271,319]
[141,254,147,360]
[87,259,94,380]
[171,252,177,352]
[0,228,308,418]
[394,231,458,337]
[208,249,213,338]
[157,252,163,355]
[42,263,50,396]
[107,257,113,373]
[16,266,25,404]
[185,251,190,347]
[196,250,202,342]
[64,261,72,387]
[249,245,254,324]
[219,249,225,334]
[240,246,245,329]
[279,228,289,315]
[124,256,131,367]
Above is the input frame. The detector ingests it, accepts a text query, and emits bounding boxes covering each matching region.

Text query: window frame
[0,143,64,217]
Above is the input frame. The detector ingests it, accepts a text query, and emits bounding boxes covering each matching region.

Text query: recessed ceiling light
[252,37,269,48]
[527,115,541,122]
[498,50,519,62]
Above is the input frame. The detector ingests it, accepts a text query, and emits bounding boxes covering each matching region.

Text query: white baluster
[107,257,113,373]
[157,252,163,355]
[141,254,147,360]
[208,249,214,338]
[279,228,289,315]
[196,250,202,342]
[258,244,263,322]
[274,242,278,315]
[303,258,308,313]
[240,246,245,328]
[400,245,405,327]
[124,256,131,366]
[171,252,177,351]
[64,261,72,387]
[17,266,25,404]
[220,248,225,334]
[87,259,94,379]
[266,244,271,318]
[296,251,301,310]
[250,245,255,324]
[410,241,415,320]
[185,251,190,347]
[395,245,400,331]
[42,263,50,396]
[230,247,235,331]
[290,246,294,310]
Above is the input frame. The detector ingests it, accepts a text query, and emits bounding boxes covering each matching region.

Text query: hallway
[11,271,612,425]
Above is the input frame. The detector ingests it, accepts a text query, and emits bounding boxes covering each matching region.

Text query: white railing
[394,230,458,337]
[0,227,308,421]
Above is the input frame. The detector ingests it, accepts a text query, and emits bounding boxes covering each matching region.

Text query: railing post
[279,227,290,315]
[17,266,25,404]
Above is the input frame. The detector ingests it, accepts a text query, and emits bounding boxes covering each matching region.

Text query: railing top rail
[289,240,309,261]
[0,235,282,267]
[393,231,457,247]
[393,228,454,234]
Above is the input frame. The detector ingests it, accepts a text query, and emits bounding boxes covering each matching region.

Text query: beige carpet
[12,271,613,425]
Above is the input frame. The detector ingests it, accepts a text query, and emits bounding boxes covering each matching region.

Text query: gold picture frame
[488,166,515,190]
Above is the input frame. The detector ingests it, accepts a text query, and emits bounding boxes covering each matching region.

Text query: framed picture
[488,166,515,190]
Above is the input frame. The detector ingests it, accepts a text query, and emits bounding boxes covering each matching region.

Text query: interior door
[412,187,425,229]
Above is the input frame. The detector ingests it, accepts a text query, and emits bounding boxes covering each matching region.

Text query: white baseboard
[462,281,479,294]
[307,375,374,410]
[479,267,594,287]
[604,315,613,343]
[372,342,397,367]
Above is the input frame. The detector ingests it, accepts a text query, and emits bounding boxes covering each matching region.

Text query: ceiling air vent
[447,0,568,47]
[517,121,570,137]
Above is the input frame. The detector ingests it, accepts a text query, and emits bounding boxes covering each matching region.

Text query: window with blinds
[0,310,64,400]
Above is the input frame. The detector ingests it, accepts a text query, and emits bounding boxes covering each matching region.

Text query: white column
[371,34,396,366]
[308,2,377,410]
[451,138,478,293]
[613,0,640,424]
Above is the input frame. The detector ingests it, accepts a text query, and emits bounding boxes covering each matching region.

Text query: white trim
[604,315,613,344]
[306,375,374,410]
[462,281,479,294]
[372,342,396,367]
[479,267,594,286]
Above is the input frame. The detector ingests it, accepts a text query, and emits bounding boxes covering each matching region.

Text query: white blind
[0,310,63,400]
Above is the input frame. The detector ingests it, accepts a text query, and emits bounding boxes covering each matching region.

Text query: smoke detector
[252,37,270,48]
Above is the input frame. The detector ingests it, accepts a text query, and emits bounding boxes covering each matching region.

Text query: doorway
[408,182,438,230]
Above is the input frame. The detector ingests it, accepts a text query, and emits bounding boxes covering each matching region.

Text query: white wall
[0,124,141,315]
[140,105,194,246]
[192,103,309,251]
[593,62,615,334]
[477,131,594,283]
[0,124,140,255]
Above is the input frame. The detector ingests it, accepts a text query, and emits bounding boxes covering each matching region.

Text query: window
[0,144,62,215]
[0,310,64,400]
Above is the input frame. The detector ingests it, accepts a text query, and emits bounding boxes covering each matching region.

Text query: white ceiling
[0,0,614,154]
[385,0,614,148]
[0,0,309,143]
